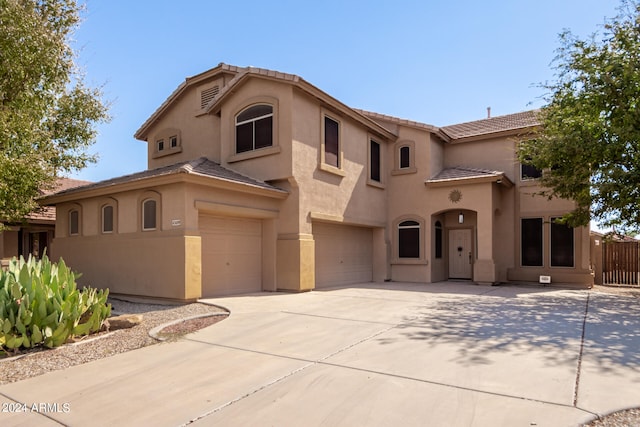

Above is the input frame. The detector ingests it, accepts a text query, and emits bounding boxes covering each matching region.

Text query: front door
[449,229,472,279]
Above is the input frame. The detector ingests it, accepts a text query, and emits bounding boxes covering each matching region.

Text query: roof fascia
[42,172,288,205]
[424,173,512,188]
[134,64,239,140]
[206,72,397,142]
[444,126,537,144]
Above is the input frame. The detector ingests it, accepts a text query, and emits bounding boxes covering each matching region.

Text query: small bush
[0,254,111,355]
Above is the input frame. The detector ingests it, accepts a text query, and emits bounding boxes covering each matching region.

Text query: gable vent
[200,85,220,109]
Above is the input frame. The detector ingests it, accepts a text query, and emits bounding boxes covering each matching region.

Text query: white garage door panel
[314,223,373,288]
[200,215,262,297]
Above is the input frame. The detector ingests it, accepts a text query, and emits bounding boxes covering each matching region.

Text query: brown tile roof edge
[427,166,504,182]
[440,110,541,140]
[44,157,287,199]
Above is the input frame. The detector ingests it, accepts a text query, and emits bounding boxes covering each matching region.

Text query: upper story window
[152,128,182,159]
[521,159,542,180]
[324,116,340,168]
[392,141,416,176]
[102,205,114,234]
[69,209,79,236]
[236,104,273,154]
[399,220,420,258]
[400,146,410,169]
[370,139,381,182]
[142,199,157,231]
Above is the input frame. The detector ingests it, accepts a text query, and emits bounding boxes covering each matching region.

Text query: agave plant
[0,254,111,354]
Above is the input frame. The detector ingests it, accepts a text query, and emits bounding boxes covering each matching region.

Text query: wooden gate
[603,241,640,285]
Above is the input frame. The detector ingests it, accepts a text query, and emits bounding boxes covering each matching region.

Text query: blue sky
[72,0,621,182]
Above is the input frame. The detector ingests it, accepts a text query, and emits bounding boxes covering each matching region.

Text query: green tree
[519,0,640,233]
[0,0,109,224]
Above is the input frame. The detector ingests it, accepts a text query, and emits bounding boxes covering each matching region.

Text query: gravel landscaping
[0,297,228,385]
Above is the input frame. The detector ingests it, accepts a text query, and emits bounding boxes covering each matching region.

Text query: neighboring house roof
[440,110,540,142]
[43,158,287,204]
[425,166,513,188]
[25,178,92,222]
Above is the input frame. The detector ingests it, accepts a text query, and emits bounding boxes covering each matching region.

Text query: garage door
[313,222,373,288]
[200,215,262,297]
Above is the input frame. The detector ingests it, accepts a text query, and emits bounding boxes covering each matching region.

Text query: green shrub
[0,254,111,354]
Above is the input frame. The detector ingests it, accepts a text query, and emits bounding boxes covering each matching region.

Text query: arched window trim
[235,103,274,154]
[391,140,417,175]
[142,198,158,231]
[69,208,80,236]
[398,219,421,259]
[102,204,114,234]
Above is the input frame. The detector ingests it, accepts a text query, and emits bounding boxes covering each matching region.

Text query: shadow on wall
[375,288,640,370]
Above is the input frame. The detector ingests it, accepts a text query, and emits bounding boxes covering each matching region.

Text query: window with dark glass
[435,221,443,259]
[399,220,420,258]
[551,218,574,267]
[235,104,273,153]
[157,139,164,151]
[102,205,114,233]
[521,161,542,180]
[370,139,381,182]
[142,199,157,231]
[521,218,543,266]
[400,146,410,169]
[170,135,178,148]
[324,116,339,168]
[69,210,79,236]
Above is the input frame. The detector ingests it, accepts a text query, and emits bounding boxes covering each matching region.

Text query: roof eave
[42,171,288,205]
[424,173,512,188]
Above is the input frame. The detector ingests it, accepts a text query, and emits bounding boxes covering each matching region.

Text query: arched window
[399,220,420,258]
[400,146,410,169]
[236,104,273,153]
[102,205,114,233]
[435,221,443,259]
[69,209,80,236]
[142,199,157,231]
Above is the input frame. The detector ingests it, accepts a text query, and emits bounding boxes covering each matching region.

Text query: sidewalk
[1,282,639,426]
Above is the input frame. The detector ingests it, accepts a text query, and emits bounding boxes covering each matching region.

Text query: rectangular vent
[200,85,220,109]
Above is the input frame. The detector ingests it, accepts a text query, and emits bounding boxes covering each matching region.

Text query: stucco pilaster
[276,233,315,291]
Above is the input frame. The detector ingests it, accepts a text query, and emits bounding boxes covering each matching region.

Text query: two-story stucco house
[43,63,593,301]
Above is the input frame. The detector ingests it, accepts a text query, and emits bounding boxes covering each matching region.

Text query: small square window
[170,136,178,148]
[157,139,164,151]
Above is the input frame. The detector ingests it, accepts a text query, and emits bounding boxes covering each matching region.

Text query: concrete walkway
[1,282,639,426]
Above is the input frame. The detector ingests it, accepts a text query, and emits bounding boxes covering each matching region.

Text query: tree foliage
[519,0,640,233]
[0,0,109,223]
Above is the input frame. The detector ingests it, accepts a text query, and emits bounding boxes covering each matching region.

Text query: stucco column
[276,233,315,291]
[474,205,497,285]
[372,227,389,282]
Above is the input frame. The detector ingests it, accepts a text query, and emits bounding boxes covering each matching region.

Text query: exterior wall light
[458,212,464,224]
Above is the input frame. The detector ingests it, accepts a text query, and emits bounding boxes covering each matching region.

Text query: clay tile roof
[440,110,540,141]
[427,166,503,182]
[27,177,92,221]
[47,158,286,198]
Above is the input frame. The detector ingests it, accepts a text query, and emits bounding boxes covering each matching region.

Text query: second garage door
[200,215,262,297]
[313,222,373,288]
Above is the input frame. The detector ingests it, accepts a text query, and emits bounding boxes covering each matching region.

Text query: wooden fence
[603,241,640,285]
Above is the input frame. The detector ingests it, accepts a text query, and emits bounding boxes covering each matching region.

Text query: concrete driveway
[1,282,639,426]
